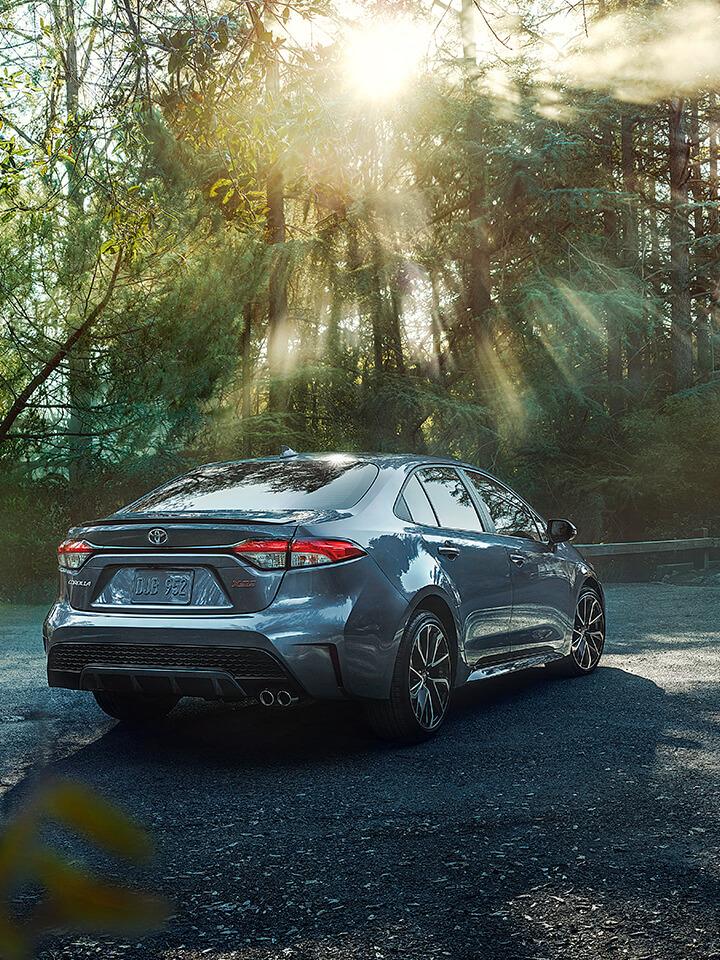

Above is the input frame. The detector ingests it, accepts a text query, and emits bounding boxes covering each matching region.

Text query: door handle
[509,554,526,566]
[438,543,460,558]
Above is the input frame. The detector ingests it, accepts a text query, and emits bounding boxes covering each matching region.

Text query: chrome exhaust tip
[259,689,275,707]
[276,689,294,707]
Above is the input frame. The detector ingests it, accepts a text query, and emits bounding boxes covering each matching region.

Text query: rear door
[410,467,512,667]
[463,471,571,655]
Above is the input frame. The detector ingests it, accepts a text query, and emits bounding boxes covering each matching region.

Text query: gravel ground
[1,583,720,959]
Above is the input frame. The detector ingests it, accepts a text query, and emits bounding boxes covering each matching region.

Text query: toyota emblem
[148,528,168,546]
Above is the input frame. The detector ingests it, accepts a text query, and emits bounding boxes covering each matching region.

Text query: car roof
[201,451,493,476]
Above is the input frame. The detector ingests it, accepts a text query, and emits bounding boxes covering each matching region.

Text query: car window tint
[417,467,482,532]
[119,457,379,514]
[465,472,543,542]
[402,475,437,526]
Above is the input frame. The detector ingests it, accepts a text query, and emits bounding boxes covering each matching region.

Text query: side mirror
[547,518,577,544]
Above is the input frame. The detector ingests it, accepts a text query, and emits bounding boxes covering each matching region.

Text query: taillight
[232,538,366,570]
[57,539,94,571]
[289,539,366,567]
[232,539,290,569]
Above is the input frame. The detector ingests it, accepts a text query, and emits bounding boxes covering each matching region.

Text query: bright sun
[343,18,427,101]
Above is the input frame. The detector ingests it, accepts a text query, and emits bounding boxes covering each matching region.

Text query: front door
[500,536,571,654]
[463,471,571,656]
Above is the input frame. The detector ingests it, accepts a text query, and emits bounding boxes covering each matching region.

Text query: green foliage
[0,458,193,601]
[618,387,720,537]
[1,0,719,597]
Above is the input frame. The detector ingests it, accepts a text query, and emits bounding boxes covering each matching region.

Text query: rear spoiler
[77,509,352,527]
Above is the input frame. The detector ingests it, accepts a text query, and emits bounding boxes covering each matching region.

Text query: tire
[93,691,179,723]
[365,610,454,743]
[556,587,606,677]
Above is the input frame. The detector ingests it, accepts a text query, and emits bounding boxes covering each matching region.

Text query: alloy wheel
[571,592,605,670]
[408,621,452,730]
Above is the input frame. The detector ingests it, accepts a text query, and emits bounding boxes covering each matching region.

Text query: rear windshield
[118,457,379,515]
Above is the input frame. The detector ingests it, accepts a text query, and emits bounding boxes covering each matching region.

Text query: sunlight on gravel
[0,604,111,795]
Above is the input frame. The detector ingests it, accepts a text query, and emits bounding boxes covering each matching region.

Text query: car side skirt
[466,649,565,683]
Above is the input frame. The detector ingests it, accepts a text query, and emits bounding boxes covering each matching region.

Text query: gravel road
[1,583,720,959]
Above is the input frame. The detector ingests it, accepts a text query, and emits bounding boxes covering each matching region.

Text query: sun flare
[343,18,427,101]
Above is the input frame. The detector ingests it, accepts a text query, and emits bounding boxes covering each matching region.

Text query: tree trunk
[708,93,719,372]
[63,0,92,479]
[621,112,643,393]
[599,0,623,412]
[460,0,477,76]
[240,301,253,456]
[64,0,81,209]
[265,12,289,416]
[669,97,693,391]
[601,121,623,413]
[266,163,289,414]
[646,166,666,380]
[460,1,493,389]
[370,263,386,374]
[347,225,383,376]
[326,260,342,371]
[466,103,492,366]
[689,102,714,380]
[430,273,448,382]
[387,285,406,376]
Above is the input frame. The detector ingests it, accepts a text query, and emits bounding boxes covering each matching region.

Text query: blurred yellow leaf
[33,849,167,933]
[0,780,167,959]
[42,782,153,861]
[0,912,26,960]
[0,816,35,891]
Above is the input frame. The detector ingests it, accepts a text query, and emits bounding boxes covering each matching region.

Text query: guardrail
[575,537,720,580]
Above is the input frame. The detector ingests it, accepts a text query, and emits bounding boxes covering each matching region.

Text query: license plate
[131,570,195,605]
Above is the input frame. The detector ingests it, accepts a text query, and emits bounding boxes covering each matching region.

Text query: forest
[1,0,719,598]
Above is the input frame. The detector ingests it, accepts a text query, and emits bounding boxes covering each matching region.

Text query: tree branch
[0,249,124,443]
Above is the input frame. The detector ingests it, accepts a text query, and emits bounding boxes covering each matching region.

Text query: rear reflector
[232,538,365,570]
[58,539,94,571]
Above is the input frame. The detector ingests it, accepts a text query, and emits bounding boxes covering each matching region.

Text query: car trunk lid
[65,517,301,614]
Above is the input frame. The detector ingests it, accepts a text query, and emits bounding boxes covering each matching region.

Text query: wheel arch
[405,589,462,683]
[580,574,605,610]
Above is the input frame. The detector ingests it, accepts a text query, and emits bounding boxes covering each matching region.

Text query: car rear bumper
[43,565,408,701]
[46,638,297,700]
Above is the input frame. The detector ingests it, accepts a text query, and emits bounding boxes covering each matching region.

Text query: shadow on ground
[5,584,720,959]
[7,656,716,960]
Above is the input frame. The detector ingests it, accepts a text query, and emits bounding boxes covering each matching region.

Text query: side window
[466,473,543,542]
[417,467,483,532]
[401,474,438,526]
[394,495,412,523]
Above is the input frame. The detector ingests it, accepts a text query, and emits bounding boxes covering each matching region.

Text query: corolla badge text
[68,579,92,588]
